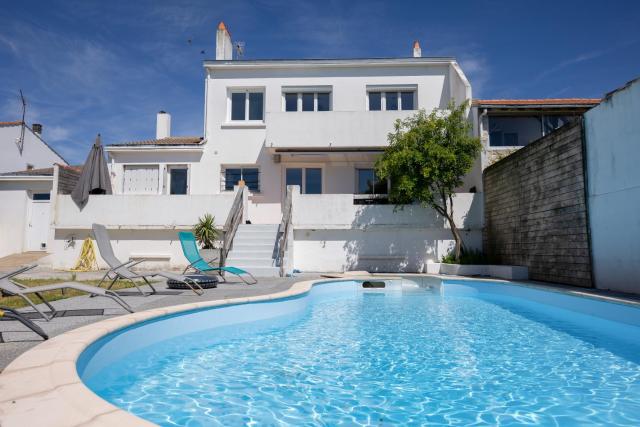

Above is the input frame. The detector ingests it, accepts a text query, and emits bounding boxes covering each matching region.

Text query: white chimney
[413,40,422,58]
[216,21,233,60]
[156,111,171,139]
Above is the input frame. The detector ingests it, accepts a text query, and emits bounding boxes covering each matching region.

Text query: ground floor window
[356,168,388,195]
[32,192,51,201]
[123,165,159,194]
[285,167,322,194]
[168,166,188,195]
[223,167,260,192]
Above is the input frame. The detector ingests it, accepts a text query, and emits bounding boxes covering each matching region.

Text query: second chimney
[156,111,171,139]
[216,21,233,60]
[413,41,422,58]
[32,123,43,136]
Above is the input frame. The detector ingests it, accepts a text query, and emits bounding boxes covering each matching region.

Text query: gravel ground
[0,272,319,371]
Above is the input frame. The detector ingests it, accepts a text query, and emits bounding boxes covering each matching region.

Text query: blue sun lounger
[178,231,257,285]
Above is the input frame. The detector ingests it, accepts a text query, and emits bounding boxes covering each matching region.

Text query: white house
[0,121,66,173]
[0,122,68,258]
[43,22,483,274]
[89,22,482,275]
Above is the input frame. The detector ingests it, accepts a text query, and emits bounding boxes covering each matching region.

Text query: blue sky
[1,0,639,164]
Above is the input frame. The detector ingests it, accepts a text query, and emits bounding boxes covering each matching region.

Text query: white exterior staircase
[225,224,280,277]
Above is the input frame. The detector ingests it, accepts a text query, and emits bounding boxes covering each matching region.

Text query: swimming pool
[78,279,640,426]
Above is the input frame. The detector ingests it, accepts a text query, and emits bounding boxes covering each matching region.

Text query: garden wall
[483,119,593,287]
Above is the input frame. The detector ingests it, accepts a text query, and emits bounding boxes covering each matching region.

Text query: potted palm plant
[193,213,220,262]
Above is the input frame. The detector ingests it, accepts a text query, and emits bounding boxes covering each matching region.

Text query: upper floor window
[367,89,416,111]
[282,88,332,112]
[229,89,264,121]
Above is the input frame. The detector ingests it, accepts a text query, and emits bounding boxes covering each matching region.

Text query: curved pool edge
[1,274,638,426]
[0,278,333,427]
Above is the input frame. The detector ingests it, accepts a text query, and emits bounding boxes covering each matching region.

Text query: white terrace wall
[291,192,483,273]
[46,194,235,270]
[585,78,640,294]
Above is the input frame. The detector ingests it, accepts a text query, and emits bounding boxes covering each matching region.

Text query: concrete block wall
[483,120,593,287]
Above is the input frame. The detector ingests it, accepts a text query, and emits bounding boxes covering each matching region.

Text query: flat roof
[108,136,204,147]
[204,57,456,69]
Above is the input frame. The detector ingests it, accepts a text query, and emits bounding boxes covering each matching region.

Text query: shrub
[193,213,219,249]
[441,249,490,265]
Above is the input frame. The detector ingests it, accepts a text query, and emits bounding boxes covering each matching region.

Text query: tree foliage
[375,101,481,260]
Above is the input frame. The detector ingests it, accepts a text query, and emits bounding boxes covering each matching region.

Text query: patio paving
[0,252,49,270]
[0,272,319,371]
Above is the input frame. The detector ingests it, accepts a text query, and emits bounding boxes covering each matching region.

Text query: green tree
[375,101,481,261]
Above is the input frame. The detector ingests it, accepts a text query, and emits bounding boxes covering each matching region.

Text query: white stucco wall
[585,78,640,294]
[46,193,235,269]
[0,179,53,258]
[0,124,66,173]
[291,192,483,273]
[106,149,204,195]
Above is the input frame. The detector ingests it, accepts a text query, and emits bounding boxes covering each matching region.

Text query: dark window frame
[224,167,260,192]
[230,90,264,121]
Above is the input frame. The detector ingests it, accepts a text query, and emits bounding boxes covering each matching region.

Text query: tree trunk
[444,213,465,261]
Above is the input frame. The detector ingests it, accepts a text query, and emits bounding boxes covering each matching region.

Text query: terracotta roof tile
[0,164,81,177]
[0,167,53,177]
[0,121,23,126]
[473,98,601,106]
[108,136,204,147]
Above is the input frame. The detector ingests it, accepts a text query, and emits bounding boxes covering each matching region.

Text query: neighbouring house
[0,121,66,173]
[105,111,204,196]
[483,76,640,295]
[0,122,68,258]
[43,22,484,274]
[472,98,600,169]
[0,165,79,258]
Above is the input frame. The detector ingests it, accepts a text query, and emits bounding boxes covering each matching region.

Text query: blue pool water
[79,280,640,426]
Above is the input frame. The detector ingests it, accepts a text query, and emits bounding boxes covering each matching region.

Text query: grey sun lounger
[92,224,205,296]
[0,305,49,340]
[0,265,134,321]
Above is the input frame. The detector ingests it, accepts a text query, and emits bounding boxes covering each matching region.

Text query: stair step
[228,266,279,278]
[227,253,273,259]
[234,232,278,240]
[237,224,279,231]
[233,237,275,245]
[231,243,273,249]
[227,260,274,268]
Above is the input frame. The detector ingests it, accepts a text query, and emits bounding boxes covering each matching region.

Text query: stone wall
[483,119,593,287]
[57,165,81,194]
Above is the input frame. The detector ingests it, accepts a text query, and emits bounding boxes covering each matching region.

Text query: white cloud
[46,125,72,142]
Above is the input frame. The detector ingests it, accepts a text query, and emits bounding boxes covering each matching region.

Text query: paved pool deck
[0,273,318,371]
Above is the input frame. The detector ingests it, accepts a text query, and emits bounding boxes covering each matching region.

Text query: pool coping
[1,275,638,426]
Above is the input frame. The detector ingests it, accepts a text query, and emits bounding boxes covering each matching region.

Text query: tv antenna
[234,41,245,59]
[17,90,26,154]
